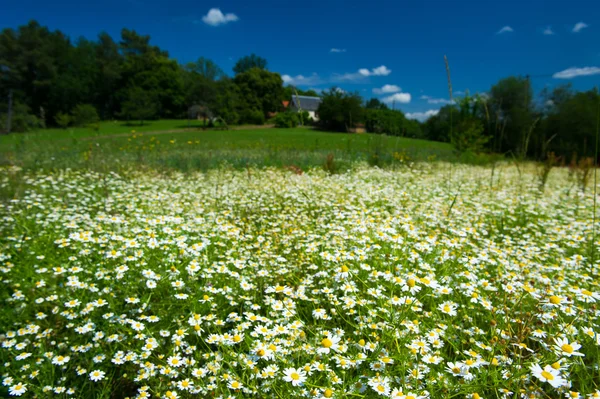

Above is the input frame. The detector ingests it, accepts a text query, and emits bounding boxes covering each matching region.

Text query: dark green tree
[120,86,159,125]
[365,98,389,110]
[185,57,225,81]
[317,88,363,132]
[488,76,535,154]
[233,54,267,75]
[234,68,283,120]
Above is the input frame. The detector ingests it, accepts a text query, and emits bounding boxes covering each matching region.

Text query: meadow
[0,122,457,173]
[0,159,599,398]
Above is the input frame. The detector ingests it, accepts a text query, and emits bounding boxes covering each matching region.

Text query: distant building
[289,95,322,121]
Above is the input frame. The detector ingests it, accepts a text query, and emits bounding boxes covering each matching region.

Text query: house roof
[290,95,322,111]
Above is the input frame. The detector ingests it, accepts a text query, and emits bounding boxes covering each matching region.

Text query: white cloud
[420,95,453,105]
[381,93,411,104]
[553,66,600,79]
[359,65,392,77]
[330,48,346,53]
[406,109,439,121]
[572,22,588,33]
[543,26,555,35]
[281,73,323,86]
[202,8,239,26]
[373,84,401,94]
[496,26,514,34]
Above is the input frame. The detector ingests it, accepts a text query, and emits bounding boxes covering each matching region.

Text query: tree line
[0,20,318,131]
[317,78,599,161]
[421,77,600,160]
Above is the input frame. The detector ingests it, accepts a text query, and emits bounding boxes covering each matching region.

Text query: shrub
[241,109,265,125]
[71,104,99,127]
[273,112,298,128]
[0,103,43,133]
[54,112,72,129]
[451,118,489,155]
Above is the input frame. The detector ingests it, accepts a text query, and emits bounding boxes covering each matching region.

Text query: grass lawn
[0,122,459,172]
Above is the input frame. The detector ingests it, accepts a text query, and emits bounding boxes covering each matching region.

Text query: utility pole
[6,89,12,134]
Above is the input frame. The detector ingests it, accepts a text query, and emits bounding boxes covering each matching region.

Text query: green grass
[0,122,463,172]
[0,119,211,145]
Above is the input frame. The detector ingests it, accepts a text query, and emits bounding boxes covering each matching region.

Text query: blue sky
[2,0,600,119]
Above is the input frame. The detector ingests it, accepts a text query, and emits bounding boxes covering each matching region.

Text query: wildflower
[9,383,27,396]
[553,337,584,357]
[89,370,106,382]
[282,367,307,386]
[531,363,567,388]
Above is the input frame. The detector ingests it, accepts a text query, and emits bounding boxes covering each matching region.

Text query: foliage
[364,108,419,136]
[233,53,268,74]
[540,87,600,159]
[0,102,42,133]
[184,57,225,81]
[365,98,389,110]
[317,88,364,132]
[54,112,72,129]
[273,111,298,128]
[451,117,488,154]
[119,86,159,124]
[234,68,284,120]
[240,109,265,125]
[450,94,490,154]
[71,104,99,127]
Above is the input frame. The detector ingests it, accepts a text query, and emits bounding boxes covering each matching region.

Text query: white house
[289,95,322,121]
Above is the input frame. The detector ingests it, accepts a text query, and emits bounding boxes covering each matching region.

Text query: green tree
[120,86,158,125]
[488,76,535,155]
[365,98,389,110]
[317,88,363,132]
[185,57,225,81]
[54,112,71,129]
[233,54,267,75]
[94,32,123,119]
[234,68,283,120]
[541,87,600,159]
[71,104,99,126]
[423,105,456,142]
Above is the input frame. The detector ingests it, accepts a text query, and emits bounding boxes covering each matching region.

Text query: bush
[317,88,363,132]
[54,112,72,129]
[241,109,265,125]
[71,104,99,127]
[0,103,43,133]
[451,118,489,155]
[273,112,298,128]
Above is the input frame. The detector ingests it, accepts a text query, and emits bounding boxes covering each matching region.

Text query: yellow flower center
[291,372,300,381]
[257,349,265,356]
[552,362,561,370]
[541,371,554,381]
[561,343,574,353]
[407,279,416,287]
[549,295,561,304]
[324,388,333,398]
[321,338,333,348]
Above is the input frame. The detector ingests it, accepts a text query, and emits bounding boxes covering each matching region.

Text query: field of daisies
[1,162,599,399]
